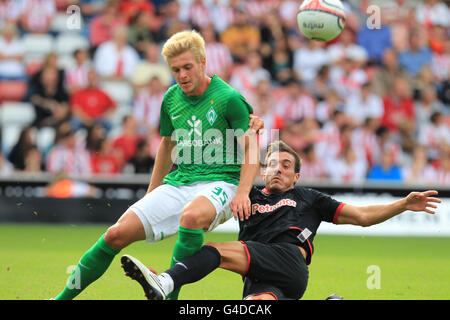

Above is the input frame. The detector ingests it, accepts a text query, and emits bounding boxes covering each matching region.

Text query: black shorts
[240,241,309,300]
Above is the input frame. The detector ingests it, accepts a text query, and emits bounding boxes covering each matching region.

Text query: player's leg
[54,210,146,300]
[167,182,236,299]
[54,183,185,300]
[166,195,214,299]
[122,241,247,300]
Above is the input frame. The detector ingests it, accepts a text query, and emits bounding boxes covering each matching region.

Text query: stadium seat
[100,81,134,106]
[50,13,74,34]
[0,81,27,103]
[36,126,56,153]
[0,102,35,126]
[55,32,89,56]
[23,34,54,60]
[1,125,21,155]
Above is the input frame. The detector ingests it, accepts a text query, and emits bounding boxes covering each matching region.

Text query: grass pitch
[0,224,449,300]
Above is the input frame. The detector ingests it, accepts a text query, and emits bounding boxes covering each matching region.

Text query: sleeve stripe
[333,202,346,224]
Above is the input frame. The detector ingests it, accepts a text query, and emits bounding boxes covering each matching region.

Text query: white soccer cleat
[121,254,166,300]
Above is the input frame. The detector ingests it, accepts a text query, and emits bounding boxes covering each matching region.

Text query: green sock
[166,226,204,300]
[54,234,120,300]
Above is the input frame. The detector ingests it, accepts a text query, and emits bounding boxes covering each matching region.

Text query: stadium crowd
[0,0,449,187]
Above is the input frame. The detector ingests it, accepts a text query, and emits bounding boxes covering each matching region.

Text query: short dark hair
[266,140,302,173]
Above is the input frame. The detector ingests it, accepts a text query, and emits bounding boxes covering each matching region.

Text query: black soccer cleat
[121,254,166,300]
[326,293,344,300]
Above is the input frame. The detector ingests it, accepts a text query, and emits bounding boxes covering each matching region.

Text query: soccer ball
[297,0,346,42]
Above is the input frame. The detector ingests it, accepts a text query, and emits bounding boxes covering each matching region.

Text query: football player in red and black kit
[121,140,441,300]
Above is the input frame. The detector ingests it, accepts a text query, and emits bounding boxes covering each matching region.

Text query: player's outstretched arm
[147,136,176,194]
[230,129,260,221]
[336,190,442,227]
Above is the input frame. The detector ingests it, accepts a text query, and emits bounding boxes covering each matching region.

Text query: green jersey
[160,75,253,186]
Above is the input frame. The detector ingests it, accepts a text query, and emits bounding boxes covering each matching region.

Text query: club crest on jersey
[252,199,297,215]
[206,106,217,126]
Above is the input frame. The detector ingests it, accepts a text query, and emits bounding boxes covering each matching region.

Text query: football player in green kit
[53,30,262,300]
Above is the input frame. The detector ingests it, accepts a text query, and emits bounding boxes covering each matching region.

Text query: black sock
[165,245,221,290]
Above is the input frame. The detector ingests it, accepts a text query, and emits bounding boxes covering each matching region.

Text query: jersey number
[211,187,229,206]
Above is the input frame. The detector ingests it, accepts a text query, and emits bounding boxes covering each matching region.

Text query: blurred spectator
[428,24,447,55]
[415,85,446,127]
[293,40,329,86]
[89,1,126,49]
[209,0,237,34]
[46,171,98,198]
[80,0,108,23]
[244,0,276,25]
[184,0,213,29]
[327,146,367,184]
[125,138,154,174]
[20,0,56,34]
[327,28,368,65]
[93,25,140,80]
[112,115,142,168]
[133,74,165,135]
[156,0,189,41]
[0,149,14,176]
[127,10,157,58]
[431,38,450,82]
[46,122,92,175]
[367,149,403,183]
[316,110,349,162]
[299,143,328,181]
[7,126,36,170]
[356,16,392,63]
[344,82,384,126]
[415,0,450,28]
[402,145,435,185]
[65,49,91,94]
[315,89,342,124]
[351,117,380,168]
[371,48,411,97]
[382,0,415,52]
[398,29,432,76]
[275,78,316,123]
[201,24,233,81]
[252,84,284,152]
[229,50,270,100]
[282,118,320,157]
[269,35,294,85]
[90,137,120,175]
[22,145,44,174]
[30,66,70,128]
[70,69,116,131]
[220,6,261,63]
[432,146,450,185]
[119,0,155,24]
[85,122,107,153]
[309,65,332,101]
[132,42,172,90]
[381,76,415,133]
[0,0,24,30]
[373,125,402,167]
[0,23,25,80]
[329,53,367,98]
[418,111,450,160]
[259,11,290,77]
[28,53,65,90]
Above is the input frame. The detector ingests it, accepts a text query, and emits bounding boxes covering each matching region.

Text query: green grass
[0,224,449,300]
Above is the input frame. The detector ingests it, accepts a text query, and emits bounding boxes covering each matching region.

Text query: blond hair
[161,30,206,65]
